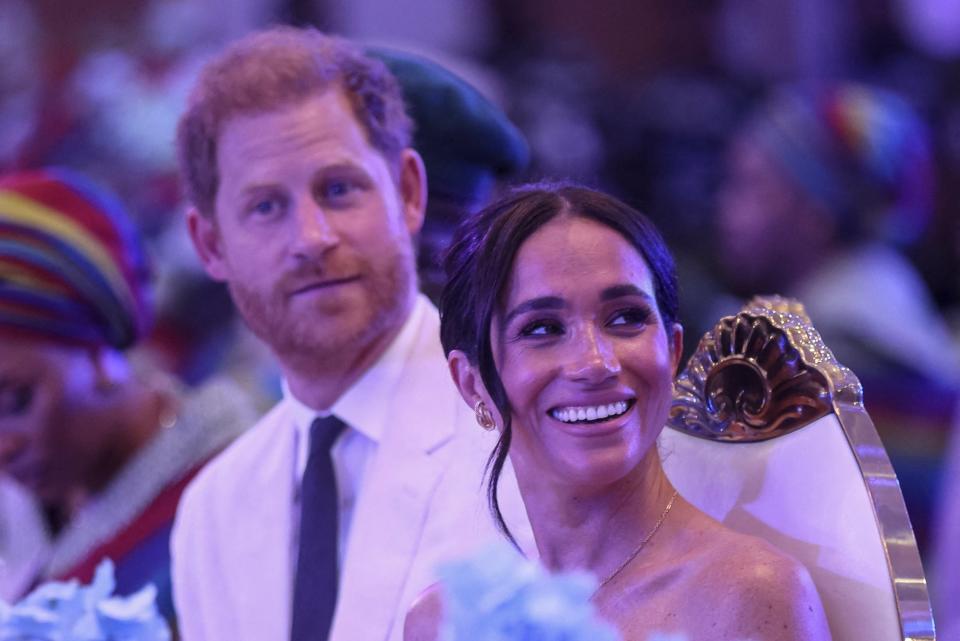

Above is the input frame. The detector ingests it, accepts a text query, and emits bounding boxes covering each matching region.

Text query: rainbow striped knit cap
[0,168,153,349]
[747,83,934,246]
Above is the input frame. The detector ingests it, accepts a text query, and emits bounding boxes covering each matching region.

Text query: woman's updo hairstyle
[439,181,679,543]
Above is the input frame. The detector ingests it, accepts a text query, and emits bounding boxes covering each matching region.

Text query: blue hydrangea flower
[437,542,620,641]
[0,559,169,641]
[2,576,86,640]
[95,584,170,641]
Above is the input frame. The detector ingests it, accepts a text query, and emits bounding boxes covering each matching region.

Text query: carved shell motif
[669,296,862,442]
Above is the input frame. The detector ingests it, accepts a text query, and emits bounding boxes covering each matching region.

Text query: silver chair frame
[667,296,935,641]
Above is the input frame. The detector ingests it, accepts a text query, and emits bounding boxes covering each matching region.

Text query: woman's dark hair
[438,181,680,544]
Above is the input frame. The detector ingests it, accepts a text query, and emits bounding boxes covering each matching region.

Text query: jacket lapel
[330,306,456,641]
[226,407,296,640]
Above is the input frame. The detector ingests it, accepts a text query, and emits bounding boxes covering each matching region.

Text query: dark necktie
[291,415,347,641]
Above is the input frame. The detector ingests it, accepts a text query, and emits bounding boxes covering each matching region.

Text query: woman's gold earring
[474,400,496,431]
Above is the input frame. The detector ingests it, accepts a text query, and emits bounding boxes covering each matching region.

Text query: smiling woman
[412,182,834,641]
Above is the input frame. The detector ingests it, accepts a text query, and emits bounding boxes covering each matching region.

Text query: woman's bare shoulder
[404,584,444,641]
[688,526,832,641]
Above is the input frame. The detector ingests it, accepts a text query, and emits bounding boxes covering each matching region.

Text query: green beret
[367,47,529,205]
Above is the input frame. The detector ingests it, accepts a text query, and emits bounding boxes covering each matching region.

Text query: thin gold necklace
[592,489,679,598]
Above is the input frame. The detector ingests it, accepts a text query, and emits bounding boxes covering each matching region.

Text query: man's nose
[565,326,621,384]
[291,201,339,261]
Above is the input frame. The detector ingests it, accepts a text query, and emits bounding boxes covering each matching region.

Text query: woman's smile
[547,398,637,439]
[549,398,634,424]
[491,214,682,485]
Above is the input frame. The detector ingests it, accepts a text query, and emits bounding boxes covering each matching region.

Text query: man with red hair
[173,26,529,641]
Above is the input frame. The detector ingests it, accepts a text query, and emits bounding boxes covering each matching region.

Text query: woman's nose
[565,326,620,383]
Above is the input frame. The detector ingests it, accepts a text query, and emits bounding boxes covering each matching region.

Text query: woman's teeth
[550,401,630,424]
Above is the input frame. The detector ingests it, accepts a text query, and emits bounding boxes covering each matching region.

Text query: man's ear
[448,349,501,425]
[669,323,684,376]
[186,207,230,282]
[398,148,427,236]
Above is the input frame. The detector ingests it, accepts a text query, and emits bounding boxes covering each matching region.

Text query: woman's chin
[553,448,644,491]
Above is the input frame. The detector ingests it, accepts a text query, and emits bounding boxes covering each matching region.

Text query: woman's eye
[519,320,563,338]
[608,308,652,327]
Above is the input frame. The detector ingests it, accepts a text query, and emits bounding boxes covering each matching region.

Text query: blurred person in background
[0,474,46,601]
[717,82,956,385]
[715,82,960,553]
[368,46,530,303]
[0,0,40,169]
[0,168,251,626]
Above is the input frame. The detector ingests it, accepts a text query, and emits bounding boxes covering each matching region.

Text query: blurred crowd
[2,0,960,635]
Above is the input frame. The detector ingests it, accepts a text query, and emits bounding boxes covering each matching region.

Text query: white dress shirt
[285,298,427,568]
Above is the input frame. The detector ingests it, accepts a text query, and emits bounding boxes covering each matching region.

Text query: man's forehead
[219,88,351,138]
[216,96,374,169]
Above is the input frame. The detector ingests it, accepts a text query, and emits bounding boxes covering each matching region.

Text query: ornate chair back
[659,297,935,641]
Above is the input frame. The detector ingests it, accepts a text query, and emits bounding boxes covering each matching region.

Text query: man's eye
[0,383,33,416]
[251,197,282,216]
[316,178,361,203]
[325,181,352,198]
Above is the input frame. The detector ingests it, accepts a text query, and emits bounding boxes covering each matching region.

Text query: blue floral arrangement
[0,560,170,641]
[437,543,619,641]
[437,543,701,641]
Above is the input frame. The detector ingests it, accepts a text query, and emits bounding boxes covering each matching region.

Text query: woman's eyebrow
[600,283,654,302]
[502,296,565,327]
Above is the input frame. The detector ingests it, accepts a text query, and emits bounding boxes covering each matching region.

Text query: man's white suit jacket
[171,300,531,641]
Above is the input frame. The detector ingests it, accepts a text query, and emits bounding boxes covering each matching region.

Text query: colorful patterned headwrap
[0,169,153,349]
[746,83,934,245]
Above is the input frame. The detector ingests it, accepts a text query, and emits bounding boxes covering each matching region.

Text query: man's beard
[227,245,416,366]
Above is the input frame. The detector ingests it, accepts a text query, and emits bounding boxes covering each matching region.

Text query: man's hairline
[190,86,409,221]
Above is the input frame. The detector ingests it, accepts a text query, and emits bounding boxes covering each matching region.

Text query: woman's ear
[669,323,684,376]
[448,349,488,408]
[448,350,502,428]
